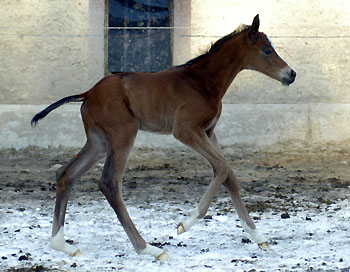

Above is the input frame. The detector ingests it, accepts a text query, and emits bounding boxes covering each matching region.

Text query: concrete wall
[1,0,350,149]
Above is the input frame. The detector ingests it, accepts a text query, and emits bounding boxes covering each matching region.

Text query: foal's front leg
[223,172,269,249]
[209,131,269,249]
[175,127,268,250]
[173,127,231,234]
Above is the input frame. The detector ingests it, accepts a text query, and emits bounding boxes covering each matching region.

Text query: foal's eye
[262,48,272,56]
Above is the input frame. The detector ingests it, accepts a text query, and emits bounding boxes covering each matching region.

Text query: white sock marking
[140,244,166,258]
[51,227,79,256]
[181,208,200,232]
[240,220,267,244]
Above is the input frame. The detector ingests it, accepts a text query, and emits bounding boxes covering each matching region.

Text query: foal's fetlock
[177,209,200,235]
[140,244,169,260]
[51,228,81,256]
[240,220,269,250]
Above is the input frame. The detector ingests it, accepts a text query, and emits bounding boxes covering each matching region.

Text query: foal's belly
[138,117,174,135]
[137,115,218,135]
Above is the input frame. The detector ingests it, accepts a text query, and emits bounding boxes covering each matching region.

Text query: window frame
[104,0,174,74]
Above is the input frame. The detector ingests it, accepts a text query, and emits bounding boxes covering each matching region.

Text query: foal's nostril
[291,70,296,79]
[281,68,296,86]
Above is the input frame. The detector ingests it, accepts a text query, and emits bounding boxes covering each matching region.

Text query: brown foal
[31,15,296,260]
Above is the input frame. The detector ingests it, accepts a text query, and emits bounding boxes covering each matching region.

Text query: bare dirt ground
[1,144,350,271]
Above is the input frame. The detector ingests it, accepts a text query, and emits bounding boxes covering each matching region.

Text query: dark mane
[177,24,251,68]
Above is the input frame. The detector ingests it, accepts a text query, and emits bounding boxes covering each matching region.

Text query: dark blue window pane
[108,0,172,72]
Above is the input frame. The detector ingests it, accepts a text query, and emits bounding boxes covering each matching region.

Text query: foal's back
[83,68,220,134]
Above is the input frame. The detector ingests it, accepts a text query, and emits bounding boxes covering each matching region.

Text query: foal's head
[244,15,296,86]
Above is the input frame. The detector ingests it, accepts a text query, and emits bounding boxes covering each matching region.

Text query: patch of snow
[49,164,63,171]
[1,195,350,271]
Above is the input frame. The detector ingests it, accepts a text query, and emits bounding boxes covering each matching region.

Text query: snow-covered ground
[1,146,350,271]
[2,194,350,271]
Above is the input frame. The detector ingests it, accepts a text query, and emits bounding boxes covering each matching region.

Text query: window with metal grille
[108,0,172,73]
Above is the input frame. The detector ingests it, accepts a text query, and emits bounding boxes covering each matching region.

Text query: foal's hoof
[157,252,169,261]
[258,242,269,251]
[71,249,83,257]
[177,223,185,235]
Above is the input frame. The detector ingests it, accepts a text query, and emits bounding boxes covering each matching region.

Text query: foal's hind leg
[209,131,268,249]
[51,131,105,255]
[98,126,169,260]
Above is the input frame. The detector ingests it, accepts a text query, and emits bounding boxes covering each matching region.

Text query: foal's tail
[31,93,86,127]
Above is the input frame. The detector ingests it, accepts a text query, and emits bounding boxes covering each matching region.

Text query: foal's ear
[248,14,260,42]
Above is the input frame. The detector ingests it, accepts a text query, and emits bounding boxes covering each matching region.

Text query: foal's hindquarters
[50,97,171,259]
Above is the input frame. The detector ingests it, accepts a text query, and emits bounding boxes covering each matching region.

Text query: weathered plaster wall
[190,0,350,105]
[3,103,350,149]
[188,0,350,147]
[0,0,349,149]
[0,0,105,104]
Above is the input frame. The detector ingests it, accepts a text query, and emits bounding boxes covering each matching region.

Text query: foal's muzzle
[282,69,296,86]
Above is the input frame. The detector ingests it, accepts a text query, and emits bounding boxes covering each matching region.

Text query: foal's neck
[189,34,248,100]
